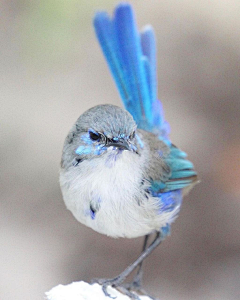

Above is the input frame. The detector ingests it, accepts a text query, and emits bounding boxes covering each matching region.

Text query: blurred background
[1,0,240,299]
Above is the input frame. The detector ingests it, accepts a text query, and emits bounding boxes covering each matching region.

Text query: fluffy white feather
[60,147,180,238]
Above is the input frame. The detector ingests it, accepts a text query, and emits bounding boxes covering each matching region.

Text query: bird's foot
[92,277,141,300]
[122,280,155,300]
[122,273,142,292]
[116,285,143,300]
[123,281,146,295]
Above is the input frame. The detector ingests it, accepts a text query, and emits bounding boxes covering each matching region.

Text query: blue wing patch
[158,189,182,213]
[151,145,197,193]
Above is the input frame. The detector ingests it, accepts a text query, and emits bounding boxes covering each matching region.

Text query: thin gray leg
[93,231,162,299]
[124,234,150,291]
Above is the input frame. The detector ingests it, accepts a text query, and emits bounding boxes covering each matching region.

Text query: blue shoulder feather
[94,3,169,141]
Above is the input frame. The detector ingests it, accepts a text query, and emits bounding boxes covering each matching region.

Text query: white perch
[45,281,152,300]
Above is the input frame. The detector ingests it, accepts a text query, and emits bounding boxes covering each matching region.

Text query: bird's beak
[105,139,131,151]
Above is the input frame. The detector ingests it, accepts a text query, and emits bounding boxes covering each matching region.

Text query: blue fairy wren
[60,3,198,299]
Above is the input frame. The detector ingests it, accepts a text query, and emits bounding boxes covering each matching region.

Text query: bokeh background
[1,0,240,299]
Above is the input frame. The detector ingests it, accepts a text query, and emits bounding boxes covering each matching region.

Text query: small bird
[60,3,198,299]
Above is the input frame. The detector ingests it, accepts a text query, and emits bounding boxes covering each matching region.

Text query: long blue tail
[94,3,169,142]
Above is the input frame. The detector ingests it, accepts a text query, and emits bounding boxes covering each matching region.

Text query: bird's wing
[94,3,169,141]
[152,145,198,193]
[141,131,198,193]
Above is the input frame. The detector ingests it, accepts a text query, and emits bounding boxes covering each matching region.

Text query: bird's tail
[94,3,169,142]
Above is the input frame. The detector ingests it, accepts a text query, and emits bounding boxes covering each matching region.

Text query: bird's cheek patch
[80,133,94,145]
[75,145,92,155]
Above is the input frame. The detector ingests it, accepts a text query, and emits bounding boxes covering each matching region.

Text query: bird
[60,3,198,300]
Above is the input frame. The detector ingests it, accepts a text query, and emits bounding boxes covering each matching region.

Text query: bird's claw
[123,273,142,291]
[116,285,141,300]
[92,277,119,299]
[91,276,122,287]
[91,277,141,300]
[122,282,154,300]
[102,284,117,299]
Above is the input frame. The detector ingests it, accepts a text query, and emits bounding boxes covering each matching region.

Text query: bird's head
[61,104,143,168]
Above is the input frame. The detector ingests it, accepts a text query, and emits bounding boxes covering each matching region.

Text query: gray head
[61,104,140,169]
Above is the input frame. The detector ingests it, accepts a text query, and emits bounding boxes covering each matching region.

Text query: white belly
[60,150,179,238]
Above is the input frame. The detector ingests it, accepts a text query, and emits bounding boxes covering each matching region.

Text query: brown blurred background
[1,0,240,299]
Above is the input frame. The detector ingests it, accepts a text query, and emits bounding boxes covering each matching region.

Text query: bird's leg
[92,232,162,299]
[123,234,150,292]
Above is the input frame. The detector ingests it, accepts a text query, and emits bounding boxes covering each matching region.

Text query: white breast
[60,149,179,238]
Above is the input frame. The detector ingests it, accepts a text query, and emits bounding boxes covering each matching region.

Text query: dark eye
[89,130,100,141]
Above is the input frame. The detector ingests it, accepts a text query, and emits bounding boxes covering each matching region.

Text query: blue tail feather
[114,4,151,123]
[140,26,157,112]
[94,3,169,140]
[93,12,130,106]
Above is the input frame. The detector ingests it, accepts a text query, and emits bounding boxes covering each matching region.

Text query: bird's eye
[89,130,100,141]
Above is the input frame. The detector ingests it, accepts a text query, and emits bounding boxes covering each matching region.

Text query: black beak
[105,138,130,151]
